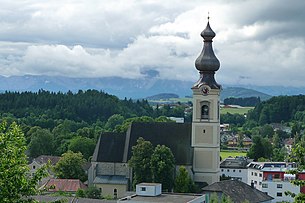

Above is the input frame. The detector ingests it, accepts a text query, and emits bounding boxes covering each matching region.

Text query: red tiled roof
[44,179,87,192]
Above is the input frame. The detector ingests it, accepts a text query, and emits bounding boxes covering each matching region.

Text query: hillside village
[2,16,305,203]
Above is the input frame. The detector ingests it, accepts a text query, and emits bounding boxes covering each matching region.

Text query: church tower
[191,19,221,185]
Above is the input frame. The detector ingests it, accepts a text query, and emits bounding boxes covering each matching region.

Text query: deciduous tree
[0,122,48,202]
[174,166,195,193]
[28,127,55,158]
[68,136,95,160]
[53,151,86,182]
[129,137,154,188]
[151,145,175,191]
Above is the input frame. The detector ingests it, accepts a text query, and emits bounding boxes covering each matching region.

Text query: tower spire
[193,19,220,89]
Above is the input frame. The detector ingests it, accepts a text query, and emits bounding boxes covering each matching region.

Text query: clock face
[201,86,210,95]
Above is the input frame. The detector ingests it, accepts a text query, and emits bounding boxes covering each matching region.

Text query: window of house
[254,181,257,184]
[262,183,268,188]
[277,184,283,188]
[274,174,280,179]
[33,165,36,169]
[239,170,241,173]
[233,170,236,172]
[251,172,253,176]
[227,169,230,172]
[221,169,224,172]
[255,172,257,176]
[259,173,262,177]
[259,182,262,185]
[277,192,282,197]
[141,187,146,191]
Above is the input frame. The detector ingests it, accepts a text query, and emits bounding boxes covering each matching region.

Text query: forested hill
[247,95,305,124]
[0,89,153,123]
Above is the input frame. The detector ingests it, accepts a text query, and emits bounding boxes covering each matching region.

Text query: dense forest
[224,97,261,107]
[0,90,186,160]
[2,90,305,163]
[247,95,305,124]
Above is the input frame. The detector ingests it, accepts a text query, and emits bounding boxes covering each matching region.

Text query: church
[88,19,221,198]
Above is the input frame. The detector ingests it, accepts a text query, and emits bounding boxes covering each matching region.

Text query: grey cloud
[0,0,304,87]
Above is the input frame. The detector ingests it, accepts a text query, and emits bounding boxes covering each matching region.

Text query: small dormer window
[201,105,209,119]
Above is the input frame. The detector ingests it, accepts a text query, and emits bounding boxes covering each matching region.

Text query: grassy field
[220,107,254,115]
[220,150,247,159]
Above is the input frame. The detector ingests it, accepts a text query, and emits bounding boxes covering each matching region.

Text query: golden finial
[207,12,210,21]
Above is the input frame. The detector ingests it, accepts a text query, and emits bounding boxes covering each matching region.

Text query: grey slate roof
[92,132,126,162]
[94,175,128,185]
[92,122,192,165]
[33,155,61,165]
[123,122,192,165]
[220,157,250,169]
[202,180,273,203]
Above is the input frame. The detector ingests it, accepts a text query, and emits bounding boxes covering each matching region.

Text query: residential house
[202,179,273,203]
[261,166,299,202]
[284,138,294,154]
[28,155,61,185]
[43,178,87,193]
[220,156,251,183]
[242,136,252,148]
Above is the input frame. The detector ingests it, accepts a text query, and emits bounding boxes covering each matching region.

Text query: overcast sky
[0,0,305,87]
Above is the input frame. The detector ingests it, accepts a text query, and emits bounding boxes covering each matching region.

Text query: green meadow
[220,150,247,160]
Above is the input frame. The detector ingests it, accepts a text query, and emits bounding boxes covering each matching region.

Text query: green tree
[272,147,287,162]
[53,151,86,182]
[151,145,175,191]
[0,122,48,202]
[221,194,233,203]
[104,114,124,131]
[84,186,101,199]
[286,143,305,202]
[210,192,219,203]
[174,166,195,193]
[76,189,85,198]
[68,136,95,160]
[247,135,272,160]
[129,137,154,188]
[260,124,274,138]
[28,127,55,158]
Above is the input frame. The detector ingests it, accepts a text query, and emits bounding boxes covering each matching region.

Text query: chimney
[251,181,254,188]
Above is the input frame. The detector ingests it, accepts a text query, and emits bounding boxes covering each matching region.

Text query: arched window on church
[201,105,209,119]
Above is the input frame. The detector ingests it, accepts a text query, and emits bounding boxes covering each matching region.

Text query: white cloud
[0,0,305,87]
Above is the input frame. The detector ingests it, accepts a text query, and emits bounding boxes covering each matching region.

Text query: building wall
[192,88,220,185]
[94,183,127,199]
[220,168,248,183]
[248,168,263,190]
[96,162,128,176]
[261,181,299,203]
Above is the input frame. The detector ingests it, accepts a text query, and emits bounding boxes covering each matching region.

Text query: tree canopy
[128,137,154,187]
[129,137,176,191]
[53,151,87,182]
[150,145,175,191]
[0,122,48,202]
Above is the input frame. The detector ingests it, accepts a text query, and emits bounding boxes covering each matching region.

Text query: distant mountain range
[0,75,304,100]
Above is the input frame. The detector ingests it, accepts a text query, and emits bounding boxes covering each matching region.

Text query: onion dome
[193,20,221,89]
